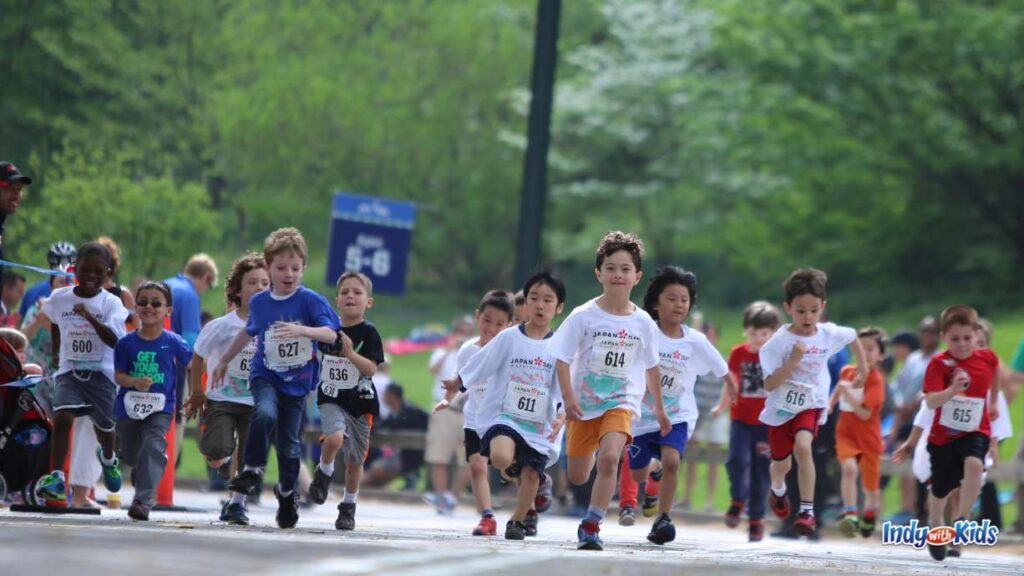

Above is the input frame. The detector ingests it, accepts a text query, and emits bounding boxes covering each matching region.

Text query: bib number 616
[785,390,806,407]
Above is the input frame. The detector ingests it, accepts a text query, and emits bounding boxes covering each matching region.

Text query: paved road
[1,489,1021,576]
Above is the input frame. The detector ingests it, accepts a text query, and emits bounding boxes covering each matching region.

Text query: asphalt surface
[1,489,1021,576]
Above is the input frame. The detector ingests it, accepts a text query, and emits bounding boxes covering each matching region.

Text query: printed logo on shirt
[510,356,554,371]
[131,351,166,384]
[740,361,766,397]
[593,329,642,343]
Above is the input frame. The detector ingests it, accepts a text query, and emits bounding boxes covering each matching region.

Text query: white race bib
[67,325,103,363]
[124,391,166,420]
[778,380,815,414]
[588,335,638,379]
[939,395,985,433]
[503,381,549,424]
[659,364,684,404]
[227,345,255,381]
[320,355,357,397]
[838,386,864,413]
[264,325,312,371]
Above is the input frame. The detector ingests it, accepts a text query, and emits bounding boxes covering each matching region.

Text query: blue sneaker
[96,447,122,493]
[577,519,604,551]
[225,502,249,526]
[36,472,67,501]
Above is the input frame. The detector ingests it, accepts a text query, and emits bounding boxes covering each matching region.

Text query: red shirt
[924,349,997,446]
[729,343,767,426]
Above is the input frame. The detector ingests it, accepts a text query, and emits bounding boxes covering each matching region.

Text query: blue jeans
[725,420,771,520]
[244,377,306,493]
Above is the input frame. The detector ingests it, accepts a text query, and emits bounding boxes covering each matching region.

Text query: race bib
[66,325,103,363]
[503,381,549,424]
[659,364,684,404]
[227,345,255,381]
[264,324,312,371]
[778,380,815,414]
[939,395,985,433]
[588,335,638,379]
[838,386,864,413]
[320,354,357,397]
[124,391,165,420]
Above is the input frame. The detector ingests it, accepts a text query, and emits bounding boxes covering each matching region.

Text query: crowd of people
[0,160,1019,560]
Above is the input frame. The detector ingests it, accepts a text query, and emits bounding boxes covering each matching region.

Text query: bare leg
[658,446,681,515]
[588,432,628,512]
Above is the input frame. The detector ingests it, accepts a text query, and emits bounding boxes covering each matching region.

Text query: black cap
[0,162,32,185]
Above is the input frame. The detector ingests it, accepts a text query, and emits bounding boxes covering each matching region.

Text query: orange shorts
[836,435,881,492]
[566,408,633,458]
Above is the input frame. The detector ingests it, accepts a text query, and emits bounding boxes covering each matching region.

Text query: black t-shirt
[316,320,385,417]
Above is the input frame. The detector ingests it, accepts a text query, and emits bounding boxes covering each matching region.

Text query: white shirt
[758,322,856,426]
[548,298,660,421]
[633,327,729,437]
[429,346,461,404]
[462,325,562,459]
[43,286,128,382]
[194,311,254,406]
[456,338,482,425]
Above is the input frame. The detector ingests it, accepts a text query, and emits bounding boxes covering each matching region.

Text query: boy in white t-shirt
[758,268,867,536]
[549,231,670,551]
[184,252,269,525]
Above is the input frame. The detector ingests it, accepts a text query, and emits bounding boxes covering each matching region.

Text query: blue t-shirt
[827,345,850,392]
[114,331,192,419]
[20,279,51,318]
[165,273,202,349]
[246,286,339,397]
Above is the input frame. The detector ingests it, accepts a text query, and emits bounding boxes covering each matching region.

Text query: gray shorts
[53,371,117,432]
[319,403,372,465]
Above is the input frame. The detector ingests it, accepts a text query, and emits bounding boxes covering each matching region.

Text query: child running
[184,252,269,525]
[759,268,867,536]
[921,304,1000,561]
[435,289,514,536]
[307,271,386,531]
[213,228,340,529]
[549,231,670,551]
[447,271,566,540]
[829,326,886,538]
[113,281,192,520]
[722,301,780,542]
[36,242,129,503]
[629,266,730,545]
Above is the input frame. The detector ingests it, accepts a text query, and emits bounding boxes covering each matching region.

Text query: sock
[319,461,335,477]
[731,499,745,509]
[800,501,814,516]
[584,506,606,523]
[279,486,294,498]
[864,509,877,520]
[342,491,358,504]
[771,485,787,498]
[99,449,117,466]
[482,508,495,518]
[844,506,857,517]
[229,492,246,505]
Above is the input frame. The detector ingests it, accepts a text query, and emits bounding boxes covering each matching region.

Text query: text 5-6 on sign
[326,192,416,296]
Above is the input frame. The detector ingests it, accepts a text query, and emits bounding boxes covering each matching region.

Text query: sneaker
[225,502,249,526]
[646,513,676,545]
[523,510,539,537]
[505,462,522,480]
[335,502,356,531]
[95,447,122,493]
[642,493,659,518]
[725,501,743,528]
[308,467,333,505]
[36,472,66,501]
[838,514,859,538]
[769,493,790,519]
[748,519,765,542]
[216,460,232,481]
[473,515,497,536]
[618,505,636,526]
[649,464,664,483]
[219,501,230,521]
[534,473,553,513]
[229,469,262,496]
[889,510,912,525]
[947,545,961,558]
[439,492,457,515]
[127,500,150,521]
[928,543,947,561]
[505,520,527,541]
[274,485,299,529]
[793,511,816,536]
[422,491,439,507]
[577,519,604,551]
[859,515,876,538]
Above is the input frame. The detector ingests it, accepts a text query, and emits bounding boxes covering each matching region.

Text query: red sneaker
[724,500,743,528]
[472,515,497,536]
[770,493,790,519]
[748,519,765,542]
[794,511,816,536]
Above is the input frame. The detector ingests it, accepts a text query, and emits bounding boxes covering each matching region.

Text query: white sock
[99,450,117,466]
[800,501,814,516]
[319,461,335,477]
[342,491,358,504]
[279,487,294,498]
[771,485,786,497]
[243,465,263,474]
[229,492,246,505]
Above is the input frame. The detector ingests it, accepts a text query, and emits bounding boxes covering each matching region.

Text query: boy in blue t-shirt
[114,281,192,521]
[213,228,340,529]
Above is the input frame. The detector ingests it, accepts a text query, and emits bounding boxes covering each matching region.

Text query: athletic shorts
[199,400,252,461]
[566,408,633,458]
[927,432,990,499]
[53,371,117,432]
[425,408,466,466]
[767,408,820,461]
[481,424,548,477]
[464,428,482,461]
[319,403,374,465]
[628,422,689,470]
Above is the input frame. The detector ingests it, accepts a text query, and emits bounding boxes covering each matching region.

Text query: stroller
[0,337,52,505]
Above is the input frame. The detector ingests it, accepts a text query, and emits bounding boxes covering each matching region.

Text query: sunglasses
[137,300,165,308]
